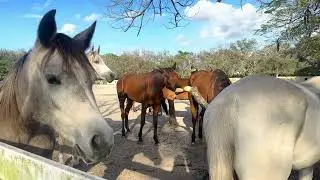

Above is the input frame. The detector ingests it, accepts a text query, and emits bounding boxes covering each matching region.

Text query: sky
[0,0,271,55]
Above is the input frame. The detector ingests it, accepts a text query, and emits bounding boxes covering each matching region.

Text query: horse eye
[46,75,61,85]
[94,60,99,64]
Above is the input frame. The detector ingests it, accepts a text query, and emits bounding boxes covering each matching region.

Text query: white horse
[57,45,116,166]
[87,45,115,82]
[198,75,320,180]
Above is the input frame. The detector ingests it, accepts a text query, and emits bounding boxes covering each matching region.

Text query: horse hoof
[126,129,131,132]
[122,132,126,137]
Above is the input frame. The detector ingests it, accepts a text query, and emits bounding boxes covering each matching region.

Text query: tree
[105,0,222,36]
[229,39,258,56]
[257,0,320,42]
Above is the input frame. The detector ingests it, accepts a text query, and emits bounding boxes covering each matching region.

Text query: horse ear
[91,45,94,52]
[97,46,100,54]
[73,21,97,51]
[37,9,57,47]
[172,62,177,70]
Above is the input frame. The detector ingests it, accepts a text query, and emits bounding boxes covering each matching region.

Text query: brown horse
[117,64,179,144]
[188,69,231,143]
[0,10,114,163]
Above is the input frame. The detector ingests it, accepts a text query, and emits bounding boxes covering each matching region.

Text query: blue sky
[0,0,269,55]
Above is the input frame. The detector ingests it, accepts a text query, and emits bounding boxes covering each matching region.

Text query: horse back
[190,69,231,103]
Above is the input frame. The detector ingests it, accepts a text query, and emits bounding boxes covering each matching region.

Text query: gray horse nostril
[91,135,103,149]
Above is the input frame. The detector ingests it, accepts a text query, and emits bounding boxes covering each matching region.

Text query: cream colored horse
[87,45,115,82]
[199,75,320,180]
[0,9,114,164]
[57,46,116,165]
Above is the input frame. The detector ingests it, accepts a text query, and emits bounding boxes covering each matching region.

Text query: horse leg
[138,104,147,142]
[189,96,199,143]
[168,99,178,125]
[125,98,133,132]
[153,104,160,144]
[161,98,169,115]
[118,93,127,136]
[199,108,205,140]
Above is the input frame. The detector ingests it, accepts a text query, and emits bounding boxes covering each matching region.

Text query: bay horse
[117,63,180,144]
[0,9,114,163]
[203,75,320,180]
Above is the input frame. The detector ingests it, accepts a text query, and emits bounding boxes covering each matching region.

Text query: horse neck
[177,78,190,87]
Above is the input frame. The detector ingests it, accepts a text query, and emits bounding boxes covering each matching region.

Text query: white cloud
[59,24,77,35]
[22,13,42,19]
[84,13,102,22]
[175,34,191,46]
[185,0,269,39]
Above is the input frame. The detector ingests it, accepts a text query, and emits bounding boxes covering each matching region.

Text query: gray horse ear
[97,46,100,54]
[37,9,57,47]
[73,21,96,51]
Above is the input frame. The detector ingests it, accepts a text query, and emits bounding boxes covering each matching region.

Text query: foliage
[0,38,317,81]
[257,0,320,42]
[0,49,24,80]
[99,39,314,79]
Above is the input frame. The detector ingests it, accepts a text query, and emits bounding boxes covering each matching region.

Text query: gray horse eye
[46,74,61,85]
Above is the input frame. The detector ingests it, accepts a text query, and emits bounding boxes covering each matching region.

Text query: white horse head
[87,45,115,83]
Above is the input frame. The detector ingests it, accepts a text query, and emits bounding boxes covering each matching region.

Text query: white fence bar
[0,142,105,180]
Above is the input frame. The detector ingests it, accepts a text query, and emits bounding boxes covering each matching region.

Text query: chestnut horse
[181,69,232,143]
[117,64,179,144]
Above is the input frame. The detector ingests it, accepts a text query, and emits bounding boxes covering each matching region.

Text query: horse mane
[153,67,175,74]
[212,69,232,86]
[0,52,29,128]
[47,33,95,74]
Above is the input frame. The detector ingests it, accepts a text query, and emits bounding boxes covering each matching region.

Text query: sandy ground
[52,84,320,180]
[52,84,209,180]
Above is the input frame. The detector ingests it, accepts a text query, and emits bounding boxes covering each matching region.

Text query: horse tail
[204,94,235,180]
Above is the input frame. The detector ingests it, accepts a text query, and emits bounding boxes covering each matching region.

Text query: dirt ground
[53,84,209,180]
[52,84,320,180]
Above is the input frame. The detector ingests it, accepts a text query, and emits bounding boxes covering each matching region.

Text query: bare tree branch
[104,0,201,36]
